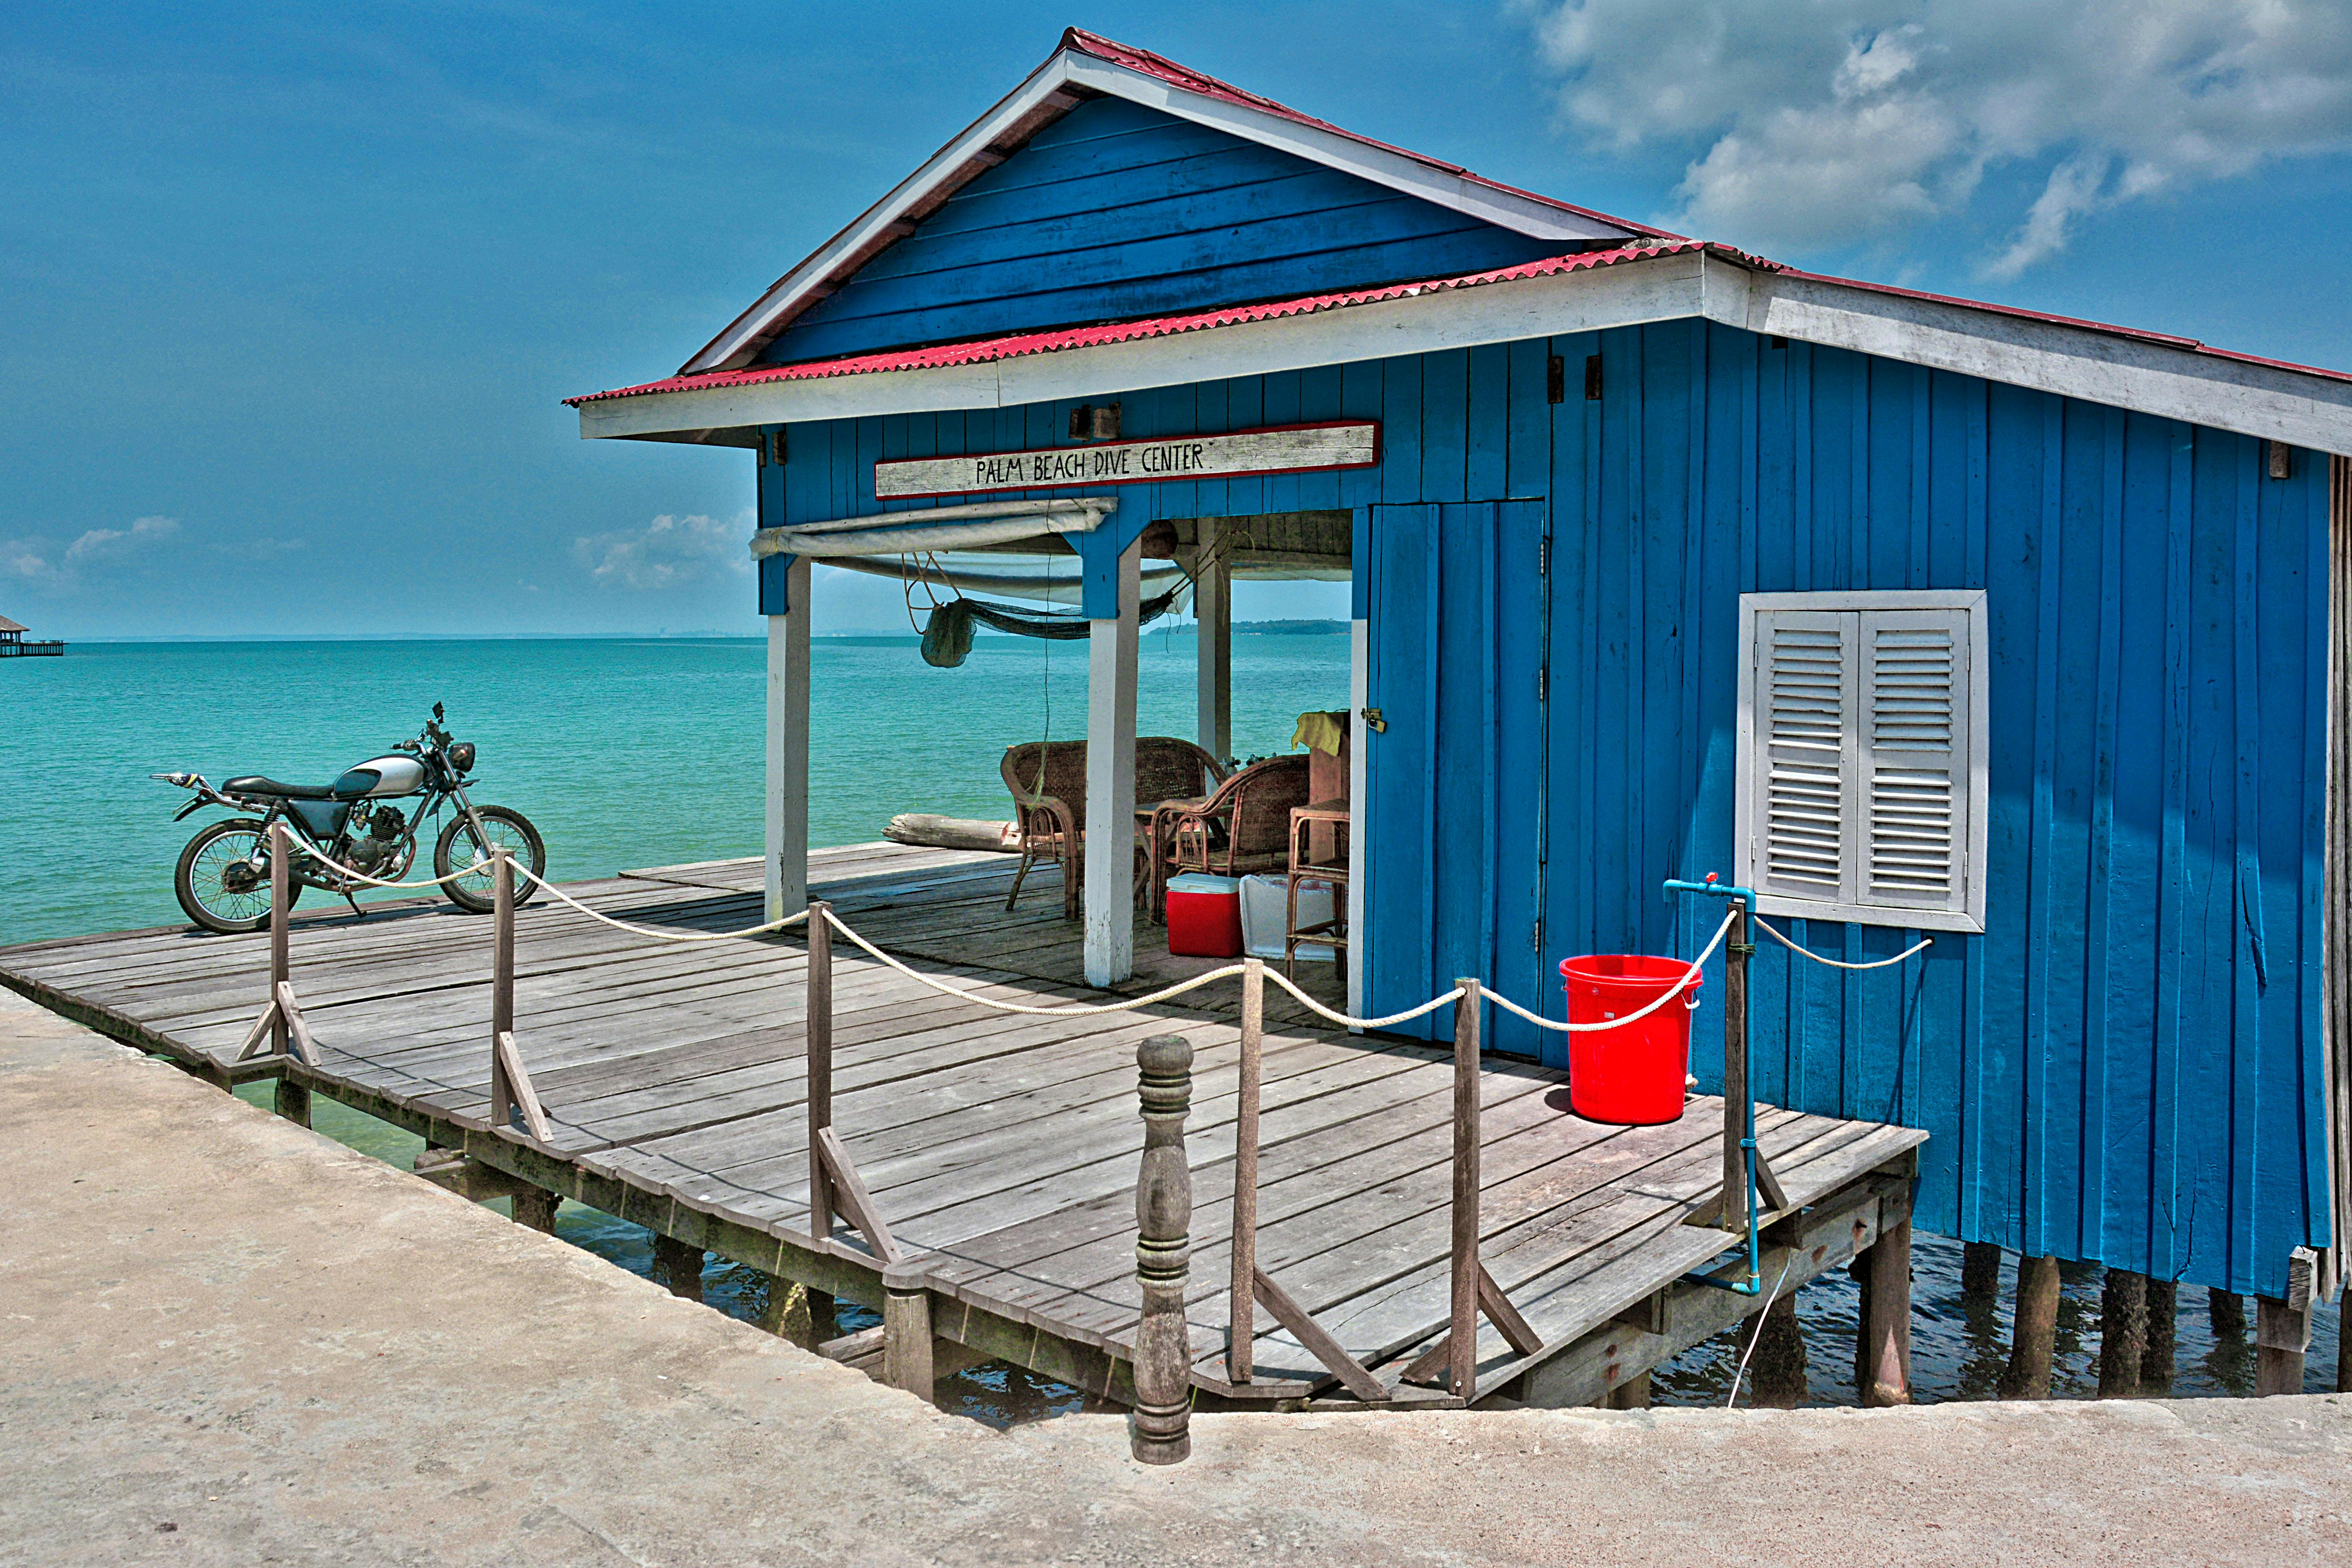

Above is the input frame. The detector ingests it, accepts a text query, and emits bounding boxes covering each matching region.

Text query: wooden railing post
[1132,1032,1194,1465]
[489,847,515,1129]
[268,823,291,1059]
[807,900,834,1243]
[1228,957,1264,1383]
[265,823,312,1124]
[1721,902,1749,1232]
[1450,978,1482,1399]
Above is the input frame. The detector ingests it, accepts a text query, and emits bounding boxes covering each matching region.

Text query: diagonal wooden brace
[1397,1263,1544,1388]
[234,1000,283,1063]
[491,1030,554,1143]
[815,1126,903,1265]
[1251,1266,1387,1402]
[275,982,319,1068]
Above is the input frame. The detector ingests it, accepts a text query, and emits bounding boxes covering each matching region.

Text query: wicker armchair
[1161,753,1314,897]
[1003,737,1225,918]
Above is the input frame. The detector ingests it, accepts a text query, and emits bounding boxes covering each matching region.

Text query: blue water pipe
[1660,874,1770,1298]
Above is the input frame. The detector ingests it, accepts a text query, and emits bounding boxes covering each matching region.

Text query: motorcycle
[156,704,547,934]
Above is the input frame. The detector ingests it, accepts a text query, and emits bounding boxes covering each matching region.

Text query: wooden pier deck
[0,842,1923,1409]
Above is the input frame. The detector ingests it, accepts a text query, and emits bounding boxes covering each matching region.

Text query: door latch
[1361,707,1387,733]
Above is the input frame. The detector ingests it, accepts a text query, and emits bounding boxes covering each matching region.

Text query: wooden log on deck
[2000,1254,2062,1399]
[1744,1290,1807,1408]
[2098,1268,2148,1397]
[1858,1212,1912,1406]
[2142,1277,2177,1391]
[1961,1240,2003,1302]
[652,1235,704,1304]
[1131,1033,1193,1465]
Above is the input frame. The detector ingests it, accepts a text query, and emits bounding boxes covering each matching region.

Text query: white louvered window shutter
[1737,592,1987,933]
[1749,609,1858,907]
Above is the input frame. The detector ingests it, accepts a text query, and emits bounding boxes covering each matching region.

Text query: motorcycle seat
[224,775,341,800]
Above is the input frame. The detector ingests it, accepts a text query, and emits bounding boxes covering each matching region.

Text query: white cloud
[1520,0,2352,273]
[3,514,183,590]
[573,511,753,591]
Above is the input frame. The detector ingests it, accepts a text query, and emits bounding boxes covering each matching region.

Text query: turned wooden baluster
[1132,1033,1194,1465]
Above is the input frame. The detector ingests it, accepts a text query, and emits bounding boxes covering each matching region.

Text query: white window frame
[1734,588,1989,934]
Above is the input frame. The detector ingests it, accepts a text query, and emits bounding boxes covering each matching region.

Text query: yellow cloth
[1290,710,1347,756]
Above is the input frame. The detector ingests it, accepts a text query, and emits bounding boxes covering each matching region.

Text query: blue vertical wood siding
[759,96,1566,365]
[757,319,2332,1299]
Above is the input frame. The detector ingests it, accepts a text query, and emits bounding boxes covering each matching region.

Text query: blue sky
[5,2,2348,638]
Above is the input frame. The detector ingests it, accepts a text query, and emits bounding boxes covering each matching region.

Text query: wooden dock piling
[882,1263,935,1402]
[2143,1278,2177,1390]
[511,1187,559,1234]
[1744,1292,1807,1407]
[652,1236,704,1303]
[1960,1241,2002,1302]
[1132,1033,1193,1465]
[1858,1215,1913,1406]
[2098,1269,2148,1397]
[2001,1254,2062,1399]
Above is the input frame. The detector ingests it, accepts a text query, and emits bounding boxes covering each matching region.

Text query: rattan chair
[1003,737,1225,918]
[1161,753,1314,900]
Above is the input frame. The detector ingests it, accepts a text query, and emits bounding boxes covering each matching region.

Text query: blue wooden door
[1363,500,1549,1051]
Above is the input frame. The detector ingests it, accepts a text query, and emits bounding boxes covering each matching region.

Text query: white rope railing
[820,908,1249,1016]
[276,832,814,941]
[1483,905,1740,1034]
[1753,917,1933,971]
[276,829,1927,1028]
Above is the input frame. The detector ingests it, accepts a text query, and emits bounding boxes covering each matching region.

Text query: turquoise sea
[2,634,2335,1413]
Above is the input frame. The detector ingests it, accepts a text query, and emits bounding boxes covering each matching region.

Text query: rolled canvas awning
[749,497,1115,559]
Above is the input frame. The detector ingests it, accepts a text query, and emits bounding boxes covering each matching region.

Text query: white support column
[764,557,812,925]
[1347,616,1369,1024]
[1194,521,1231,763]
[1085,539,1141,987]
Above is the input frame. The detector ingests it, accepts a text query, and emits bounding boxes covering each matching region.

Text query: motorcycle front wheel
[175,817,302,935]
[434,806,546,914]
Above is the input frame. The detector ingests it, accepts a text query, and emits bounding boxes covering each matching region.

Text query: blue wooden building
[572,31,2352,1314]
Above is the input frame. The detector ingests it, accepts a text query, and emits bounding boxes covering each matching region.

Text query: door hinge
[1537,666,1548,702]
[1538,535,1550,576]
[1532,918,1543,951]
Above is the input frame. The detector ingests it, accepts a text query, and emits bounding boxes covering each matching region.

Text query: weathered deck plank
[0,843,1924,1410]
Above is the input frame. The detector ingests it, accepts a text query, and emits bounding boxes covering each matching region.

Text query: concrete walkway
[3,989,2347,1567]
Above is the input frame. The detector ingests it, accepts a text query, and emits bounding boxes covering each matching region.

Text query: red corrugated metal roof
[570,233,2352,408]
[567,241,1741,406]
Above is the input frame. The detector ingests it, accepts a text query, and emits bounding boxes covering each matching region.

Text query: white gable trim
[597,250,2352,456]
[1055,53,1634,249]
[680,45,1635,376]
[1706,268,2352,457]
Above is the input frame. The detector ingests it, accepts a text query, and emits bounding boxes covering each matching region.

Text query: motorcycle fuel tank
[332,755,427,798]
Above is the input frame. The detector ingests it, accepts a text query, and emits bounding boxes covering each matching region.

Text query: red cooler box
[1165,873,1245,958]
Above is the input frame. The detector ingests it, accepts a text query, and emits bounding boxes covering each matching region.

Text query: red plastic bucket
[1559,955,1701,1125]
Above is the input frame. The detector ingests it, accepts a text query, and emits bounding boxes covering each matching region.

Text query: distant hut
[0,613,64,657]
[571,29,2352,1371]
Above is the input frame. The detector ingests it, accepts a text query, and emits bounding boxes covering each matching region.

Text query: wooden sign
[873,420,1379,500]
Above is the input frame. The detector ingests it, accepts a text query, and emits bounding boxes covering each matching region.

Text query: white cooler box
[1239,873,1337,962]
